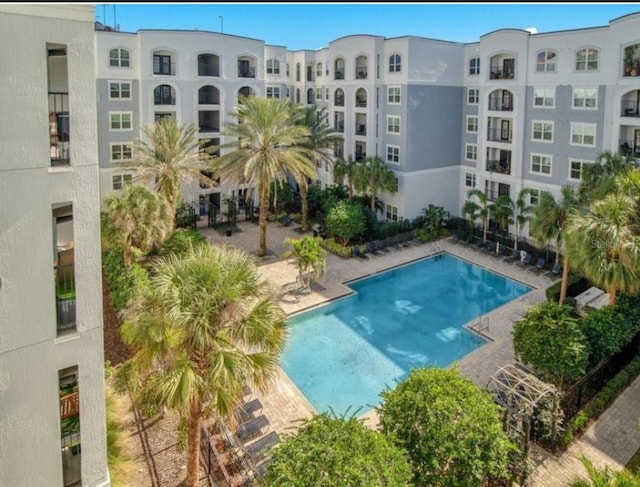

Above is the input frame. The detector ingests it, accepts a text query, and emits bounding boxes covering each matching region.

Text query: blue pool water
[281,253,532,415]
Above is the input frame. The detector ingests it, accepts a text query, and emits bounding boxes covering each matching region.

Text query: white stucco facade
[0,5,110,487]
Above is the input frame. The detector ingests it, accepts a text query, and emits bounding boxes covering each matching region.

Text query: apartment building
[96,11,640,233]
[0,5,110,487]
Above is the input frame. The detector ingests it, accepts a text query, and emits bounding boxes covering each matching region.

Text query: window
[112,173,133,190]
[316,88,322,100]
[110,143,132,162]
[387,86,401,104]
[576,47,599,71]
[109,81,131,100]
[387,116,400,134]
[533,88,554,107]
[536,50,556,72]
[316,62,322,77]
[266,86,280,99]
[467,88,479,105]
[386,145,400,164]
[528,188,540,205]
[286,64,289,77]
[469,56,480,75]
[532,121,553,142]
[153,54,173,75]
[109,112,132,131]
[59,366,81,485]
[296,63,301,82]
[386,204,398,221]
[572,87,597,109]
[266,59,280,75]
[109,48,130,68]
[465,144,477,161]
[389,54,401,73]
[570,122,596,146]
[569,159,591,181]
[465,172,476,188]
[530,153,552,175]
[325,87,329,100]
[154,84,175,105]
[466,115,478,133]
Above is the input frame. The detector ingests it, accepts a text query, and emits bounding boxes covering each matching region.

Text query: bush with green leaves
[102,249,149,312]
[161,229,207,256]
[545,275,592,302]
[324,201,366,245]
[265,412,413,487]
[513,302,589,390]
[320,238,354,258]
[378,367,517,486]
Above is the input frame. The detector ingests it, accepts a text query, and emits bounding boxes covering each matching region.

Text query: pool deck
[201,220,551,434]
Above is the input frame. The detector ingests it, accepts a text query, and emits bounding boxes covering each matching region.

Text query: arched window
[469,56,480,75]
[109,48,130,68]
[153,84,175,105]
[266,58,280,75]
[316,62,322,77]
[198,54,220,77]
[536,50,556,73]
[334,88,344,107]
[355,55,368,79]
[296,63,301,82]
[238,86,255,105]
[198,85,220,105]
[307,88,314,104]
[355,88,367,108]
[334,58,345,80]
[576,47,599,71]
[389,54,401,73]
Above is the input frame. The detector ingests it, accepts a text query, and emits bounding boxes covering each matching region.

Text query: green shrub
[321,238,354,258]
[161,229,207,256]
[102,250,149,312]
[324,201,366,245]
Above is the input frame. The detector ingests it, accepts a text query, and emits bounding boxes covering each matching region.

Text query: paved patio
[199,219,640,484]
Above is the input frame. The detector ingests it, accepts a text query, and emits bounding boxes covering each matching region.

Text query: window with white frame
[465,172,476,188]
[569,159,592,181]
[112,173,133,190]
[386,204,398,221]
[533,88,554,107]
[530,153,552,175]
[572,87,597,109]
[266,59,280,74]
[109,48,130,68]
[389,54,401,73]
[465,144,478,161]
[109,81,132,100]
[536,50,557,72]
[386,145,400,164]
[570,122,596,146]
[467,88,479,105]
[532,121,553,142]
[387,86,401,104]
[266,86,280,98]
[469,57,480,75]
[466,115,478,133]
[316,87,322,100]
[316,62,322,77]
[575,47,599,71]
[110,143,133,161]
[387,116,400,134]
[528,188,540,205]
[109,112,132,131]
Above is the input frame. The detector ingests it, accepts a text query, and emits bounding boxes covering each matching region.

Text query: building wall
[0,5,110,487]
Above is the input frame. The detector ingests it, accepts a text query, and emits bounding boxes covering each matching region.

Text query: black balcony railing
[198,94,219,105]
[489,66,515,80]
[199,124,220,133]
[334,96,345,107]
[238,67,256,78]
[198,65,220,77]
[153,62,175,76]
[621,100,640,117]
[486,159,511,175]
[488,97,513,111]
[487,127,512,143]
[334,121,344,133]
[56,263,76,334]
[355,124,367,136]
[618,139,640,157]
[355,98,367,108]
[334,69,344,80]
[154,93,176,105]
[49,92,70,166]
[355,69,368,79]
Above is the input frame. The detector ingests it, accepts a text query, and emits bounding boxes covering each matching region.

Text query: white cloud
[525,27,538,35]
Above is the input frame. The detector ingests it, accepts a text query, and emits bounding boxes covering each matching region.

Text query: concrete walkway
[529,373,640,486]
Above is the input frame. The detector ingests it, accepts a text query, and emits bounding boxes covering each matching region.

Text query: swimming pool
[281,252,532,415]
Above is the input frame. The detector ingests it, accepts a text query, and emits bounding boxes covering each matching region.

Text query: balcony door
[503,59,515,77]
[500,120,510,141]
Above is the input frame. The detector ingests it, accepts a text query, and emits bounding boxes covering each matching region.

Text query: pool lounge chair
[502,249,520,263]
[237,414,270,442]
[545,261,562,278]
[528,256,546,273]
[233,397,263,424]
[244,431,280,462]
[516,252,533,267]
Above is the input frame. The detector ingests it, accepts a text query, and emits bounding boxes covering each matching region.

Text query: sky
[96,3,640,50]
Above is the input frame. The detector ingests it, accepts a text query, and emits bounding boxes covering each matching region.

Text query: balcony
[486,159,512,175]
[488,97,513,111]
[334,121,345,133]
[618,139,640,157]
[487,127,512,143]
[153,53,175,75]
[334,69,344,80]
[489,67,514,80]
[198,54,220,77]
[334,96,345,107]
[56,261,76,335]
[49,93,70,166]
[238,66,256,78]
[355,68,368,80]
[355,123,367,136]
[620,91,640,117]
[489,56,515,80]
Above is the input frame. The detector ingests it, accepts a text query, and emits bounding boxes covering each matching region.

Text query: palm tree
[298,106,343,231]
[282,235,327,290]
[566,190,640,306]
[489,194,514,246]
[100,184,172,267]
[333,155,360,199]
[579,150,638,203]
[530,185,580,305]
[568,454,640,486]
[215,97,316,257]
[354,156,398,214]
[512,188,534,251]
[119,244,288,487]
[464,189,491,244]
[119,119,217,228]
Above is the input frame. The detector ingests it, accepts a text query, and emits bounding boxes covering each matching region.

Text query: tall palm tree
[566,190,640,306]
[100,184,172,267]
[464,189,491,244]
[512,188,534,251]
[215,97,316,257]
[120,119,217,228]
[354,156,398,214]
[119,244,288,487]
[530,185,580,304]
[579,150,638,203]
[489,194,514,245]
[568,454,640,486]
[298,106,343,231]
[333,155,360,199]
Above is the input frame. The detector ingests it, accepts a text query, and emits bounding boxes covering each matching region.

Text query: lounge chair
[502,249,520,263]
[244,431,280,462]
[528,256,546,273]
[238,414,270,442]
[352,246,368,259]
[485,240,495,253]
[233,397,263,424]
[494,244,509,258]
[545,261,562,278]
[516,252,533,267]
